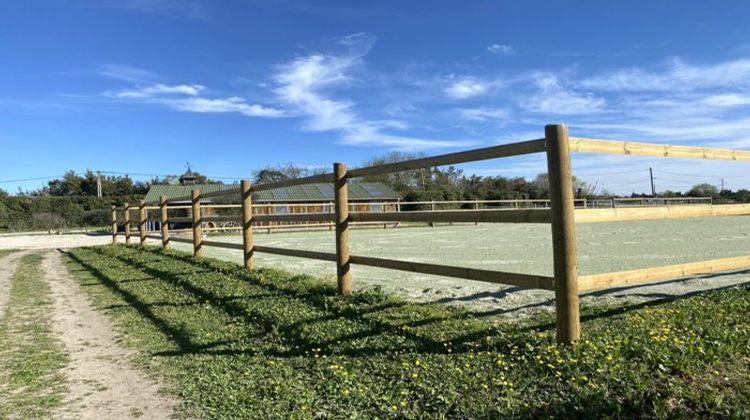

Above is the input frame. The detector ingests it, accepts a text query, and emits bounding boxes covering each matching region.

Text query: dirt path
[0,251,28,317]
[43,250,178,419]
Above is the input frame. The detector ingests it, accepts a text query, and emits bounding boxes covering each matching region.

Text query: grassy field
[64,245,750,418]
[0,253,68,418]
[145,216,750,313]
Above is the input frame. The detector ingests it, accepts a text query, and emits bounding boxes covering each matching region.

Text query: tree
[253,163,325,184]
[687,183,719,198]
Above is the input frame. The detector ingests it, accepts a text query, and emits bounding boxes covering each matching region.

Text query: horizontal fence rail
[575,203,750,223]
[349,209,552,224]
[579,255,750,291]
[347,139,546,178]
[111,124,750,344]
[569,137,750,161]
[349,255,555,290]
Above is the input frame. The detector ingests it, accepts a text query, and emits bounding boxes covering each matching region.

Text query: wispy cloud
[95,63,160,83]
[107,82,285,118]
[486,44,515,55]
[458,107,509,121]
[580,58,750,92]
[444,77,489,99]
[273,32,471,150]
[163,97,285,117]
[523,73,605,114]
[103,0,206,19]
[114,83,205,98]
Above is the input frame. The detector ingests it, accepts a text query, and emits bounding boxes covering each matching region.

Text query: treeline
[0,169,219,231]
[642,183,750,203]
[0,195,141,232]
[2,155,748,232]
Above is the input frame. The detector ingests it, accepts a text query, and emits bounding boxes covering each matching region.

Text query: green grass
[0,253,69,418]
[63,245,750,418]
[0,249,18,259]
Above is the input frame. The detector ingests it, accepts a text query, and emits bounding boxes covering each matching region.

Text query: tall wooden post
[123,202,131,245]
[545,124,580,343]
[111,205,117,244]
[191,189,203,257]
[139,200,147,245]
[241,180,255,269]
[159,195,169,249]
[333,163,352,296]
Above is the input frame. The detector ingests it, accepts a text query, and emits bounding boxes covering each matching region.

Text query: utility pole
[720,177,726,191]
[649,167,656,197]
[96,171,102,198]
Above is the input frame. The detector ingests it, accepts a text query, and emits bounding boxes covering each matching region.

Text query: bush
[0,195,141,232]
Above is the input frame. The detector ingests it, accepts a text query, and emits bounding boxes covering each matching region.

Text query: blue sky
[2,0,750,195]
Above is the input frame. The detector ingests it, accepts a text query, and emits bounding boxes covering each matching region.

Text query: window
[369,204,383,212]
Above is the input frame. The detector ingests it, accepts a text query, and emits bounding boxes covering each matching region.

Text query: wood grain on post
[191,189,203,257]
[545,124,580,343]
[111,205,117,244]
[159,195,169,249]
[241,180,255,269]
[139,200,147,245]
[333,162,352,295]
[123,202,131,245]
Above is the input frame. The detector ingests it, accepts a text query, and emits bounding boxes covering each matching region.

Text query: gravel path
[43,250,177,419]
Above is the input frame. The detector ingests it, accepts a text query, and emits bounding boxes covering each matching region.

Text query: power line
[653,169,750,179]
[574,168,649,177]
[0,175,64,184]
[604,178,651,189]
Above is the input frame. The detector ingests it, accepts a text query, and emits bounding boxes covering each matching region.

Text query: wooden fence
[112,124,750,343]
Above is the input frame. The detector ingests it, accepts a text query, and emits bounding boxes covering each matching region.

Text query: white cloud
[445,78,489,99]
[524,74,605,114]
[487,44,515,55]
[108,83,284,118]
[580,58,750,92]
[114,83,205,98]
[702,93,750,107]
[459,107,509,121]
[273,32,471,150]
[163,97,285,117]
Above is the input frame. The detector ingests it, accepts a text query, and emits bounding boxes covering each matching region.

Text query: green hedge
[0,196,142,232]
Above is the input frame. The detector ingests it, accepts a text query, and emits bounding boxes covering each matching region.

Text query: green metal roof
[144,182,400,203]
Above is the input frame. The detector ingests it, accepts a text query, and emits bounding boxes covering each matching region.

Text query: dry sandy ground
[0,233,111,250]
[0,249,179,419]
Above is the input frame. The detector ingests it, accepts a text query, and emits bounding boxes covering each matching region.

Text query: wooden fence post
[123,202,131,245]
[111,205,117,244]
[159,195,169,249]
[139,200,147,246]
[191,189,203,257]
[241,180,255,269]
[545,123,580,343]
[334,162,352,296]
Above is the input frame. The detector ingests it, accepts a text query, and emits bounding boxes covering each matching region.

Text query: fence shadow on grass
[64,245,750,362]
